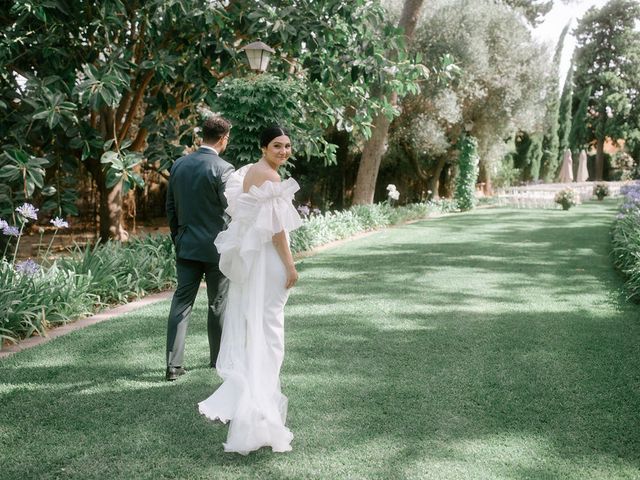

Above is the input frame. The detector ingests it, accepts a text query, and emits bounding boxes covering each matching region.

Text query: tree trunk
[86,157,129,242]
[352,0,425,204]
[429,156,447,199]
[441,164,455,198]
[353,98,396,205]
[402,138,428,181]
[478,161,493,196]
[595,136,604,180]
[98,178,129,242]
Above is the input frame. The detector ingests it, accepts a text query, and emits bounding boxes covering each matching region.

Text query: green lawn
[1,200,639,479]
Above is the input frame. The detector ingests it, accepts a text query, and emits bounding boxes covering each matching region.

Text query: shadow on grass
[0,306,284,477]
[1,200,638,478]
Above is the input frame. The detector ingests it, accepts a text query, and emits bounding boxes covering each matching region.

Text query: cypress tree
[514,131,532,181]
[557,62,573,162]
[569,86,591,152]
[528,135,544,181]
[516,133,544,182]
[540,23,570,182]
[455,135,479,211]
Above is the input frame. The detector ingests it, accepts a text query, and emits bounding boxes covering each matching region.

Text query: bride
[198,126,302,455]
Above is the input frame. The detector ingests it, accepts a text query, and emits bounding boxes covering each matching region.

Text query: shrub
[59,235,176,305]
[593,183,609,200]
[554,187,581,210]
[0,231,176,346]
[609,152,637,181]
[290,199,457,254]
[0,258,96,345]
[611,183,640,302]
[214,74,334,166]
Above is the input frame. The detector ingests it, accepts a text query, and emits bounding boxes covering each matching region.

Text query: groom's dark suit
[166,146,234,369]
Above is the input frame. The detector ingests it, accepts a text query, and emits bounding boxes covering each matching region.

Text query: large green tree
[1,0,421,238]
[388,0,550,197]
[1,0,240,239]
[569,85,591,154]
[572,0,640,180]
[514,132,543,182]
[501,0,552,26]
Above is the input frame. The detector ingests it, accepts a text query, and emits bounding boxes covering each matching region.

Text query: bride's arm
[273,231,298,289]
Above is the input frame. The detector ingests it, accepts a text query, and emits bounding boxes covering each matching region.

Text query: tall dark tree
[556,60,573,171]
[501,0,553,26]
[540,23,570,182]
[514,132,543,182]
[573,0,640,180]
[569,86,592,153]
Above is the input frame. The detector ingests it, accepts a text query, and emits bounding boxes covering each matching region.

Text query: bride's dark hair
[260,125,290,148]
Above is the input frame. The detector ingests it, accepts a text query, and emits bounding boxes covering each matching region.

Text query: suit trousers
[166,257,228,368]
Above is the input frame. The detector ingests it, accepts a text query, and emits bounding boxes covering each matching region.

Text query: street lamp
[240,40,275,73]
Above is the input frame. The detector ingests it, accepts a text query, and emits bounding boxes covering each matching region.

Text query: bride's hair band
[260,125,290,148]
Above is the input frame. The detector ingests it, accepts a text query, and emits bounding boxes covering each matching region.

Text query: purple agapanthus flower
[50,217,69,229]
[15,203,38,222]
[620,184,640,197]
[297,205,310,217]
[15,259,39,276]
[0,219,7,230]
[3,225,20,236]
[312,208,321,216]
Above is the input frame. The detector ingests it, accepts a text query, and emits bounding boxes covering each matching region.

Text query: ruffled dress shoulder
[215,164,302,283]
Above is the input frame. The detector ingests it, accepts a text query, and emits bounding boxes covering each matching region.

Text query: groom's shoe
[165,366,187,381]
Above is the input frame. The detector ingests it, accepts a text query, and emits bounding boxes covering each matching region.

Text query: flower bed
[611,183,640,302]
[290,199,457,254]
[1,234,176,346]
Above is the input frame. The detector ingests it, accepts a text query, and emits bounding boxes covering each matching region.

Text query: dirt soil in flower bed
[13,217,170,260]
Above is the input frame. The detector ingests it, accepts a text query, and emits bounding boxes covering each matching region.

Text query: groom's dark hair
[202,116,231,144]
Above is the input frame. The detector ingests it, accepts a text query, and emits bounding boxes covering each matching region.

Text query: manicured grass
[1,200,639,479]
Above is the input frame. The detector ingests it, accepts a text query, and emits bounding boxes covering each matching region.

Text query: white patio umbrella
[576,149,589,182]
[558,148,574,183]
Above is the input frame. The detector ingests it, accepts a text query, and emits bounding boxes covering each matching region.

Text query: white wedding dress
[198,164,302,455]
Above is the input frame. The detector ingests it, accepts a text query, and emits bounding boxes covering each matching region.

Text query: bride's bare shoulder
[243,163,281,192]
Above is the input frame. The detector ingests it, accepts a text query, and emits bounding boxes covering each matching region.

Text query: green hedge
[290,200,457,254]
[611,183,640,302]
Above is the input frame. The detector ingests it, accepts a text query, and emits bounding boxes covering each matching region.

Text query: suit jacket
[166,147,235,264]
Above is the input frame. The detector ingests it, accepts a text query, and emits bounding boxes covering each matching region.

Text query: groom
[165,115,235,381]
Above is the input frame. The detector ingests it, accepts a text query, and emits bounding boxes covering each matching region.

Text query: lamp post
[240,40,275,73]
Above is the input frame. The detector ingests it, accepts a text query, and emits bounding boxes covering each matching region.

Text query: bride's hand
[285,266,299,289]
